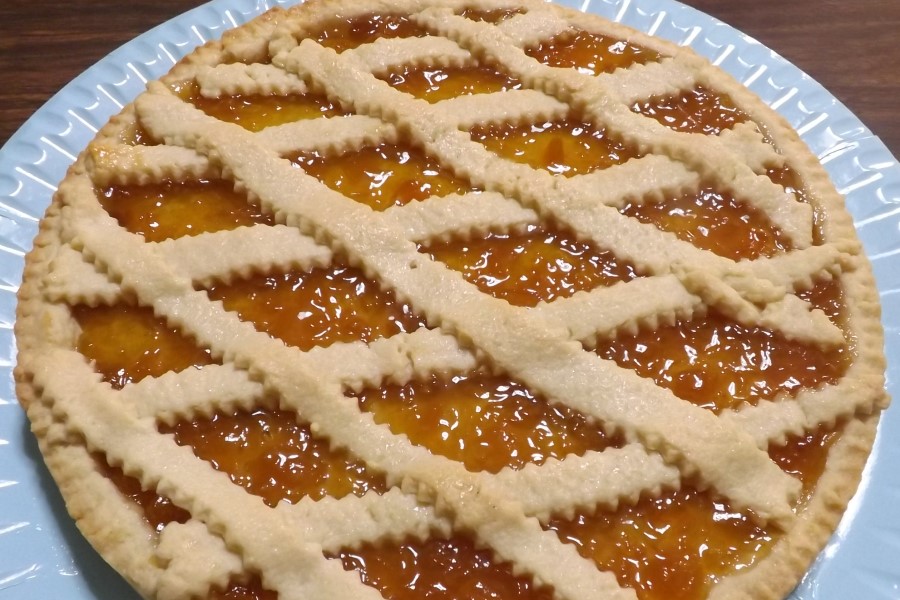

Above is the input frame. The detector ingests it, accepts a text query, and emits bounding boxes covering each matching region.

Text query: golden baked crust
[14,1,889,599]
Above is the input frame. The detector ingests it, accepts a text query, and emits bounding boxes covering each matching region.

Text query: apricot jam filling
[191,92,341,132]
[459,7,525,23]
[595,297,849,413]
[74,304,213,389]
[210,576,276,600]
[633,87,747,135]
[99,180,274,243]
[175,81,342,132]
[547,487,773,600]
[383,64,522,103]
[310,14,426,53]
[204,266,426,351]
[288,143,476,211]
[160,408,386,507]
[797,277,845,323]
[424,224,639,307]
[767,164,810,204]
[97,455,190,533]
[769,425,843,507]
[619,187,793,260]
[354,373,621,473]
[470,120,638,176]
[525,30,660,75]
[333,534,555,600]
[120,124,155,146]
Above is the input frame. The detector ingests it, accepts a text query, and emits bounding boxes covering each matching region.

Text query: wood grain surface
[1,0,898,158]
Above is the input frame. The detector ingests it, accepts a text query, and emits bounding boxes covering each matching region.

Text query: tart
[14,1,889,599]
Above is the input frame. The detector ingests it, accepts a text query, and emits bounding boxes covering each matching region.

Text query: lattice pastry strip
[14,1,888,600]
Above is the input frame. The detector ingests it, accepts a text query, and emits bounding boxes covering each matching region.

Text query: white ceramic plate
[1,1,898,598]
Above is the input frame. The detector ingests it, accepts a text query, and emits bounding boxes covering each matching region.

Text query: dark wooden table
[1,0,898,159]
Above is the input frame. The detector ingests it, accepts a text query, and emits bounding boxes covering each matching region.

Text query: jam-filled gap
[97,178,275,243]
[592,293,850,413]
[765,163,809,204]
[329,530,557,600]
[469,116,641,177]
[306,13,427,53]
[286,139,478,211]
[524,29,662,76]
[632,86,748,136]
[379,61,523,103]
[458,6,525,23]
[94,452,190,534]
[796,275,846,327]
[764,161,825,247]
[210,574,278,600]
[747,117,819,210]
[73,303,215,389]
[174,80,344,132]
[159,406,388,507]
[352,369,624,473]
[769,421,846,509]
[202,264,427,351]
[117,123,158,146]
[618,184,794,260]
[421,222,641,307]
[544,481,774,600]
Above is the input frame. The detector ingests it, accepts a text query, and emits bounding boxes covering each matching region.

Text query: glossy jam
[424,224,638,307]
[633,87,747,135]
[177,81,342,132]
[74,304,213,389]
[619,187,793,260]
[311,14,426,53]
[767,164,810,204]
[210,577,277,600]
[470,120,637,176]
[355,373,620,473]
[100,180,274,242]
[335,535,555,600]
[797,277,845,323]
[525,30,660,75]
[97,455,190,533]
[204,267,425,351]
[191,92,341,132]
[288,144,475,211]
[595,279,848,413]
[459,7,525,23]
[163,408,386,507]
[383,65,522,103]
[119,125,155,146]
[769,426,843,507]
[547,487,773,600]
